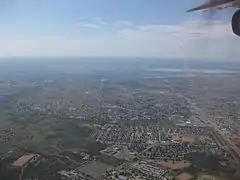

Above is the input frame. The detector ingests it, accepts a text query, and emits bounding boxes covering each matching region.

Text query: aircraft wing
[187,0,239,12]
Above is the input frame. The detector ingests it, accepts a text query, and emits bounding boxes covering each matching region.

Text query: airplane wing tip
[187,7,203,13]
[186,1,230,13]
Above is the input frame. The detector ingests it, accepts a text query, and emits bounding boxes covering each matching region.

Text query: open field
[78,161,112,179]
[176,173,193,180]
[198,175,216,180]
[171,134,197,143]
[158,161,191,170]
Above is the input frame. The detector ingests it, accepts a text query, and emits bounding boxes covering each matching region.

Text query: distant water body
[143,68,239,74]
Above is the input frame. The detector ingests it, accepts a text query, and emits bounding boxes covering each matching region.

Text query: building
[78,161,112,179]
[13,154,39,167]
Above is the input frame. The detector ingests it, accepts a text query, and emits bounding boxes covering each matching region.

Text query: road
[164,78,240,169]
[97,79,105,120]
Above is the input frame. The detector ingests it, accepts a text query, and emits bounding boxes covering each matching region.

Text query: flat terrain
[79,161,112,178]
[171,135,197,143]
[0,59,240,179]
[158,161,191,170]
[176,173,193,180]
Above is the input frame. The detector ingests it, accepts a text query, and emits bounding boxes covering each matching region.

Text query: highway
[164,78,240,170]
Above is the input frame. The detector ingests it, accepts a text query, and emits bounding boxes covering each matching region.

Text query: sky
[0,0,239,59]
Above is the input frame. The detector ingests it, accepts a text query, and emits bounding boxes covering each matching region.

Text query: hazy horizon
[0,0,239,58]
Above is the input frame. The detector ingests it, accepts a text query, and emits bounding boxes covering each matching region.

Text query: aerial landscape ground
[0,58,240,180]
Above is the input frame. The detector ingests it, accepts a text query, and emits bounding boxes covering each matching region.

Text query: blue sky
[0,0,239,58]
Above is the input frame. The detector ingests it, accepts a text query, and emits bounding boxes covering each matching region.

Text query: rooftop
[13,154,38,167]
[79,161,112,178]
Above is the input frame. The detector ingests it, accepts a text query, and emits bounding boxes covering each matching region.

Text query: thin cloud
[98,21,107,26]
[114,20,134,28]
[79,23,99,28]
[0,19,239,59]
[94,16,107,26]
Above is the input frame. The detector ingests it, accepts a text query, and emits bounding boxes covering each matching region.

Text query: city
[0,59,239,180]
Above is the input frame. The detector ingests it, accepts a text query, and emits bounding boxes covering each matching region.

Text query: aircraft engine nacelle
[232,10,240,37]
